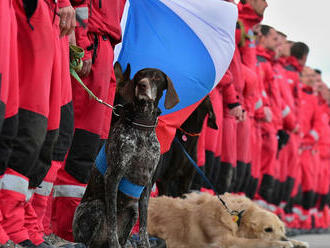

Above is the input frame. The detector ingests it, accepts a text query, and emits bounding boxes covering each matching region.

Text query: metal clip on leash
[69,44,122,115]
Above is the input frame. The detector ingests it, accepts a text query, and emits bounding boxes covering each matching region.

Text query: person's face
[299,54,308,67]
[263,28,279,51]
[275,35,285,57]
[318,83,330,102]
[277,38,292,57]
[314,73,323,92]
[249,0,268,16]
[301,67,316,87]
[281,41,292,57]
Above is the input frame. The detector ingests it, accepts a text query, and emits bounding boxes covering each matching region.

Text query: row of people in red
[196,0,330,232]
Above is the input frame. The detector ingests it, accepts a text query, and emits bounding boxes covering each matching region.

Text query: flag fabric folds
[115,0,238,115]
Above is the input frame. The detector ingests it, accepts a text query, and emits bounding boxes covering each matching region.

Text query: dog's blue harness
[95,144,145,199]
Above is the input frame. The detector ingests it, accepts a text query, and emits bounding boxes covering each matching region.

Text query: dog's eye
[264,227,273,233]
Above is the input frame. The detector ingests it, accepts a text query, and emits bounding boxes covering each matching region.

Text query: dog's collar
[177,127,201,137]
[125,117,158,131]
[95,144,145,199]
[231,210,245,227]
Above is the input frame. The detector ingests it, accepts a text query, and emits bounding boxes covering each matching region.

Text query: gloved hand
[277,129,290,152]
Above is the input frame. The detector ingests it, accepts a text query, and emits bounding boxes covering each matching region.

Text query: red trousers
[219,111,237,193]
[202,89,223,187]
[0,0,62,244]
[53,33,117,241]
[250,120,262,180]
[258,124,278,202]
[235,117,251,192]
[246,119,262,198]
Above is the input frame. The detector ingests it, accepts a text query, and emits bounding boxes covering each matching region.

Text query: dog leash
[70,45,159,129]
[69,44,123,116]
[174,137,244,224]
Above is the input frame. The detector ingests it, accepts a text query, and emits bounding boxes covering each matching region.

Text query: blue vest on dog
[95,144,145,199]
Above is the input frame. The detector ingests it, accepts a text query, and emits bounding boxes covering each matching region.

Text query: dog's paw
[289,239,309,248]
[271,240,294,248]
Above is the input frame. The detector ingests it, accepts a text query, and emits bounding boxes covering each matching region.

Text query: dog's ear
[164,76,180,109]
[114,62,124,83]
[123,63,131,82]
[115,62,135,102]
[114,62,131,82]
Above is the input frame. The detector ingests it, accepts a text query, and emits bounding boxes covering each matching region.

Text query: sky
[235,0,330,86]
[262,0,330,86]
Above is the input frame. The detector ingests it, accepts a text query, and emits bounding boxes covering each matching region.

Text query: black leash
[174,137,245,224]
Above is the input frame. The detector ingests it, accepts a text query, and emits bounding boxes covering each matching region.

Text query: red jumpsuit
[196,70,237,193]
[31,0,74,234]
[0,0,19,244]
[255,46,282,204]
[52,0,126,241]
[283,56,303,202]
[271,58,297,205]
[299,87,323,210]
[219,64,240,194]
[0,0,63,245]
[315,97,330,228]
[197,85,223,191]
[237,1,263,198]
[272,58,298,205]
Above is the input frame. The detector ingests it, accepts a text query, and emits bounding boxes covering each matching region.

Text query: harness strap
[95,144,145,199]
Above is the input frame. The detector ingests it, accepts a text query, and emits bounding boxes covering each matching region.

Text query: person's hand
[263,106,272,123]
[292,124,300,134]
[59,6,76,37]
[69,31,76,45]
[78,59,92,78]
[229,105,245,122]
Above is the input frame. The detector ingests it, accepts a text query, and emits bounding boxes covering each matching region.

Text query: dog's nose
[138,82,148,91]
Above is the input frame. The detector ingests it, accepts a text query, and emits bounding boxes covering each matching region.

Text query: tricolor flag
[114,0,238,152]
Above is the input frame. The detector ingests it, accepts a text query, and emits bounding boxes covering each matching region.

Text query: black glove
[277,129,290,152]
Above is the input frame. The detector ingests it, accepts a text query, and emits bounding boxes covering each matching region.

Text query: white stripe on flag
[160,0,237,88]
[114,1,130,63]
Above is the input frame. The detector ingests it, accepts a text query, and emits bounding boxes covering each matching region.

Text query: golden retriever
[147,193,308,248]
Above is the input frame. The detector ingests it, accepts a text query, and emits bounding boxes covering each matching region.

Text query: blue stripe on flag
[118,0,216,115]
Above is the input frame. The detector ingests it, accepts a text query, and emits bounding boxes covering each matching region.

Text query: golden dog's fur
[147,193,308,248]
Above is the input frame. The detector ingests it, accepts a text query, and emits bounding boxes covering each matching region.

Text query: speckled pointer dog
[73,62,179,248]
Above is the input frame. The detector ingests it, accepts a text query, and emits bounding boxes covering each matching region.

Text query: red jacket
[284,56,303,125]
[299,86,323,147]
[237,1,263,72]
[227,46,244,108]
[219,67,239,108]
[237,2,264,120]
[317,97,330,158]
[273,58,297,131]
[58,0,71,8]
[256,46,284,130]
[242,64,258,117]
[72,0,126,60]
